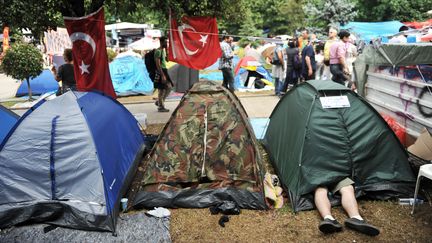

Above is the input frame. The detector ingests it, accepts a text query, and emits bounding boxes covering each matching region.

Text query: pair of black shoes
[319,218,380,236]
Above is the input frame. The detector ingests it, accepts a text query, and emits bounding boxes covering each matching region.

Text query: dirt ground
[145,124,432,243]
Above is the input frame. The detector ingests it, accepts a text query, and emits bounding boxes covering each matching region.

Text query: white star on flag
[199,35,208,47]
[79,61,90,74]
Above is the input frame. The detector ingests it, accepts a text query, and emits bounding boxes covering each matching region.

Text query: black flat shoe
[319,218,343,234]
[345,218,380,236]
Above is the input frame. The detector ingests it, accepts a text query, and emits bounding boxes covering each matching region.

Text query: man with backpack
[271,41,285,96]
[154,36,173,112]
[282,39,301,92]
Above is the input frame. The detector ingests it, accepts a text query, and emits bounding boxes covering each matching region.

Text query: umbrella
[128,37,160,51]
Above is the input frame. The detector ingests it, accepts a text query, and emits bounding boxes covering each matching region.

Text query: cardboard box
[408,128,432,161]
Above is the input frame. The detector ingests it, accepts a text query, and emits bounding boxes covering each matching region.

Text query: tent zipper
[201,106,208,177]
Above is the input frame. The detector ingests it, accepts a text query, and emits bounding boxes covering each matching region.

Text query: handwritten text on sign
[320,96,351,109]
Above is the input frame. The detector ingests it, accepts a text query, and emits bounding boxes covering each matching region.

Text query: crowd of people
[269,28,358,97]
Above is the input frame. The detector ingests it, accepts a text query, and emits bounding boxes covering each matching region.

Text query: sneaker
[345,218,380,236]
[318,218,343,234]
[155,101,159,106]
[158,107,169,112]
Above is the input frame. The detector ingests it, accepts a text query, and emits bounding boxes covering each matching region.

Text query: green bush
[1,43,43,100]
[107,48,117,63]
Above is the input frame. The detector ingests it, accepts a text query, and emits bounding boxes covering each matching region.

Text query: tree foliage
[354,0,432,22]
[304,0,357,29]
[0,0,63,36]
[1,43,43,100]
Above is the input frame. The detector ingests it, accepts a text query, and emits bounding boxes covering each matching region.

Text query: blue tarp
[234,66,272,89]
[199,56,240,81]
[249,118,270,140]
[109,55,154,96]
[16,69,59,97]
[0,105,19,145]
[342,21,404,42]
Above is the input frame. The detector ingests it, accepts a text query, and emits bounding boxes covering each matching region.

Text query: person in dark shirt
[52,48,76,94]
[282,39,300,92]
[301,39,316,81]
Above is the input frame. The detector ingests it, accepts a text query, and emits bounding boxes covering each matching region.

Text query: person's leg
[222,68,229,89]
[339,185,360,218]
[274,78,280,95]
[315,187,332,218]
[227,68,235,92]
[339,185,380,236]
[315,187,342,234]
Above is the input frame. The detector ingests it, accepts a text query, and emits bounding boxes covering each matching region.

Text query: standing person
[322,28,338,80]
[282,39,300,92]
[298,30,310,51]
[219,35,235,92]
[272,41,285,96]
[301,38,316,81]
[154,36,172,112]
[329,30,351,85]
[52,48,76,94]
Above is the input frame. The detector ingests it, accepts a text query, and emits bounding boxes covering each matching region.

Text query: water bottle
[399,198,424,205]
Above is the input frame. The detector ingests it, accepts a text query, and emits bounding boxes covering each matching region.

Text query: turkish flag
[168,16,222,70]
[64,8,116,99]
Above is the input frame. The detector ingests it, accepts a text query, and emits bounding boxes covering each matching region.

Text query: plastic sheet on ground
[0,212,171,243]
[249,117,270,140]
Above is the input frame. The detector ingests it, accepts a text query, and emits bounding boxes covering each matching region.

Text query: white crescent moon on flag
[69,32,96,58]
[178,24,199,56]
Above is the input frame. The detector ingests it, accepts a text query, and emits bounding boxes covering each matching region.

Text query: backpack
[293,54,302,70]
[271,47,282,65]
[144,49,156,81]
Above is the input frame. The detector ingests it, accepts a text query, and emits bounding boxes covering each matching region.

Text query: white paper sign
[320,96,351,109]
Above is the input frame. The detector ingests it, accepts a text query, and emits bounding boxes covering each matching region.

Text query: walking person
[282,39,300,92]
[329,30,351,85]
[219,35,235,92]
[271,41,285,96]
[322,28,338,80]
[52,48,76,95]
[154,36,173,112]
[301,38,316,81]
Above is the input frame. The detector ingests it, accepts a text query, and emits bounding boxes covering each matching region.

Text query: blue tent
[234,66,272,89]
[0,91,145,232]
[16,69,59,97]
[342,21,404,42]
[109,55,154,96]
[0,105,19,145]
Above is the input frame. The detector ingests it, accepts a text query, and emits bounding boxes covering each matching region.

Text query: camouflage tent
[128,81,266,209]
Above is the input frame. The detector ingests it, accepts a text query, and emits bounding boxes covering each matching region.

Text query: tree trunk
[26,78,33,101]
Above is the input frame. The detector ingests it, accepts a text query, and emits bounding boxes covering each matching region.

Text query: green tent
[128,81,266,210]
[263,80,415,212]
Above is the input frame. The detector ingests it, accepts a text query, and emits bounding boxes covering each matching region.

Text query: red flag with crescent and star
[168,16,222,70]
[64,8,116,99]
